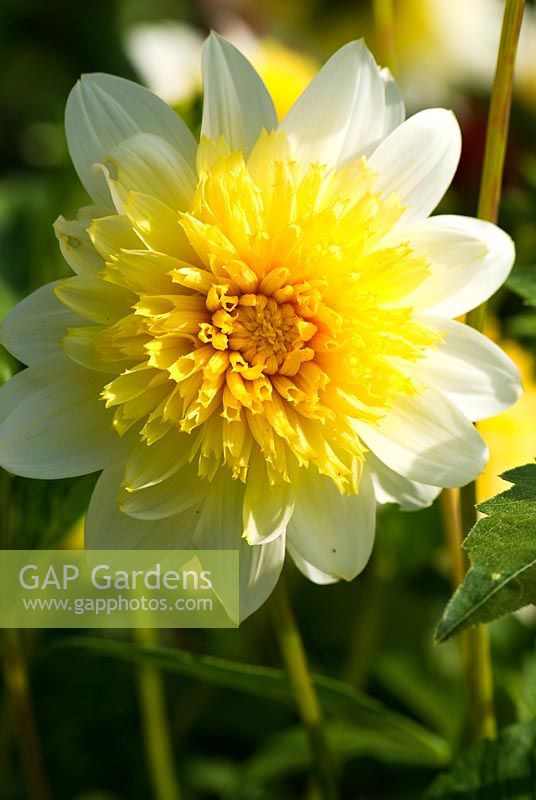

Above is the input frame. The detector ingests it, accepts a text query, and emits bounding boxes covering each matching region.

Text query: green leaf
[424,719,536,799]
[54,636,450,767]
[507,263,536,307]
[0,469,96,549]
[436,464,536,643]
[242,719,441,788]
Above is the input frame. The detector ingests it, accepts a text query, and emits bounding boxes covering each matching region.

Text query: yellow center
[57,131,441,493]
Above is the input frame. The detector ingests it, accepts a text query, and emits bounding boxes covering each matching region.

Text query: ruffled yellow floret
[56,131,440,494]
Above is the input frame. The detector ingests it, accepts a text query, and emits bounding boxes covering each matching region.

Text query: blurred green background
[1,1,536,798]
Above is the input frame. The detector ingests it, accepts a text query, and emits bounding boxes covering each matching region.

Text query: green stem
[440,489,467,589]
[271,578,339,800]
[456,0,524,742]
[134,627,182,800]
[372,0,397,72]
[467,0,525,332]
[343,550,389,689]
[0,630,52,800]
[440,490,496,739]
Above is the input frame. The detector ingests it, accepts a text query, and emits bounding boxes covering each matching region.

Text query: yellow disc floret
[56,131,441,495]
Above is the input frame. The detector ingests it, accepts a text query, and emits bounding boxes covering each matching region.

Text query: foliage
[436,465,536,642]
[424,720,536,799]
[54,636,451,767]
[507,263,536,308]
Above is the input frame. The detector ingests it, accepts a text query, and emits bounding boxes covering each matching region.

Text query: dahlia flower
[0,35,521,618]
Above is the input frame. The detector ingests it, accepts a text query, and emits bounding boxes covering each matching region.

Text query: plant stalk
[0,630,52,800]
[467,0,525,332]
[372,0,397,72]
[343,550,389,689]
[271,578,339,800]
[135,627,182,800]
[445,0,524,743]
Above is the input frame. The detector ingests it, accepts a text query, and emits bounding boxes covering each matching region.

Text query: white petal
[354,385,488,488]
[1,282,81,365]
[239,536,286,620]
[0,355,131,479]
[54,276,135,325]
[124,430,193,491]
[201,33,277,154]
[191,470,281,620]
[280,40,385,168]
[381,68,405,136]
[369,109,461,224]
[120,460,209,520]
[53,214,106,276]
[287,542,339,585]
[400,215,515,317]
[367,452,441,510]
[86,463,198,549]
[242,453,296,544]
[409,316,522,421]
[0,359,56,426]
[287,467,376,581]
[66,72,197,205]
[192,470,244,550]
[97,133,197,213]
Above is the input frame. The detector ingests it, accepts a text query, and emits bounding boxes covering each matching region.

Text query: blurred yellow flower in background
[251,39,317,120]
[478,336,536,501]
[365,0,536,108]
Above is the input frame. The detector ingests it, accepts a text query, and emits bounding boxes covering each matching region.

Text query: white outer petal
[191,470,283,620]
[120,460,209,520]
[287,466,376,581]
[280,40,385,168]
[54,214,106,276]
[400,215,516,318]
[1,282,81,366]
[381,67,405,136]
[369,108,461,224]
[66,72,197,205]
[124,430,193,492]
[354,385,488,488]
[242,453,296,544]
[0,360,53,426]
[201,32,277,154]
[86,463,199,549]
[0,355,131,479]
[97,133,197,213]
[287,542,339,585]
[409,316,522,421]
[239,537,286,621]
[367,452,441,511]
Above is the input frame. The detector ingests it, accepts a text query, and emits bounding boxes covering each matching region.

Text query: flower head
[0,35,521,618]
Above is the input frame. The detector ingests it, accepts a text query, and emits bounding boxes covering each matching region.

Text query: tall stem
[440,490,467,589]
[135,627,182,800]
[467,0,525,332]
[445,0,524,742]
[440,491,496,739]
[0,630,52,800]
[343,550,388,689]
[372,0,397,72]
[271,578,339,800]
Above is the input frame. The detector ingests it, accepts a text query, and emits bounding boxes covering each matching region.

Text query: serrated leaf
[424,719,536,799]
[436,464,536,642]
[507,263,536,307]
[54,636,450,767]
